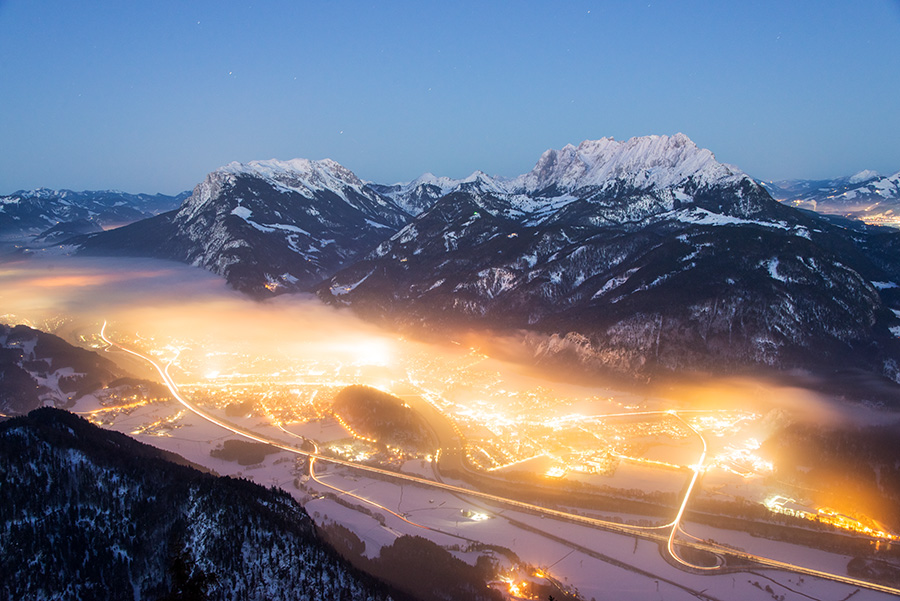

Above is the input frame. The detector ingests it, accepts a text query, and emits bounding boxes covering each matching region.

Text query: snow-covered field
[68,394,898,601]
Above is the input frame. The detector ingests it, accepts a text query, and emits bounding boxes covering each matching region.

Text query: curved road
[666,412,720,571]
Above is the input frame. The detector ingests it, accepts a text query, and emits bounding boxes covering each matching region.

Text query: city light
[75,315,900,595]
[763,495,899,540]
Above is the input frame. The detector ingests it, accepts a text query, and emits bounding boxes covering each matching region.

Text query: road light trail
[99,322,900,597]
[665,412,720,571]
[551,408,736,427]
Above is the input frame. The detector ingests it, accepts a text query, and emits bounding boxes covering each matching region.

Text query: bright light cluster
[687,411,754,436]
[101,322,898,555]
[713,438,773,478]
[763,495,899,540]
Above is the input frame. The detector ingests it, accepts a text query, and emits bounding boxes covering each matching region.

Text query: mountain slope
[319,135,900,383]
[0,407,395,601]
[0,323,134,415]
[0,188,188,243]
[74,159,410,297]
[367,173,465,216]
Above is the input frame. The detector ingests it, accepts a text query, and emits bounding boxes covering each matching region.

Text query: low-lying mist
[6,253,900,530]
[0,255,397,362]
[1,253,893,429]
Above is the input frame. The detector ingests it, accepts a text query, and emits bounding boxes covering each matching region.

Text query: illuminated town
[79,321,899,551]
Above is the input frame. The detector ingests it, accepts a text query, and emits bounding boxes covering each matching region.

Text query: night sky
[2,0,899,193]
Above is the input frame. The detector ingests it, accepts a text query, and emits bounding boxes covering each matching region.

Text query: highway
[666,411,720,571]
[99,321,900,597]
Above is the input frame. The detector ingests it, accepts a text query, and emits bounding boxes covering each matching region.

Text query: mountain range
[321,135,900,384]
[0,188,188,244]
[20,134,900,387]
[764,170,900,227]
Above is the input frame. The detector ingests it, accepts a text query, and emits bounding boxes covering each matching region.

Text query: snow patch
[792,226,811,239]
[592,268,639,299]
[229,205,309,236]
[330,271,373,296]
[674,207,788,229]
[767,258,787,283]
[230,206,252,219]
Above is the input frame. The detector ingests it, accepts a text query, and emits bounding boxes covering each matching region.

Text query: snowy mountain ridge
[393,133,748,195]
[218,157,366,191]
[173,133,752,225]
[832,170,900,202]
[512,133,747,194]
[180,157,402,223]
[1,187,188,209]
[73,133,785,297]
[370,170,511,216]
[378,133,754,219]
[76,155,410,297]
[0,188,188,243]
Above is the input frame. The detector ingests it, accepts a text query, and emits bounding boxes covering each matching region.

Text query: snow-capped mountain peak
[462,169,494,182]
[373,170,511,216]
[376,134,760,223]
[396,170,506,194]
[389,172,466,198]
[516,133,747,193]
[405,172,461,190]
[457,169,512,194]
[849,169,881,184]
[849,169,881,185]
[178,155,405,226]
[78,155,410,297]
[218,157,365,190]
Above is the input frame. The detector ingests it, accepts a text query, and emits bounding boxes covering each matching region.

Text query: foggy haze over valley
[4,1,900,600]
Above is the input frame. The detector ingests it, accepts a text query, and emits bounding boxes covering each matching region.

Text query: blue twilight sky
[1,1,899,194]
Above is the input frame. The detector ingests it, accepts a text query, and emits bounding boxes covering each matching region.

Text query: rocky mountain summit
[75,158,409,296]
